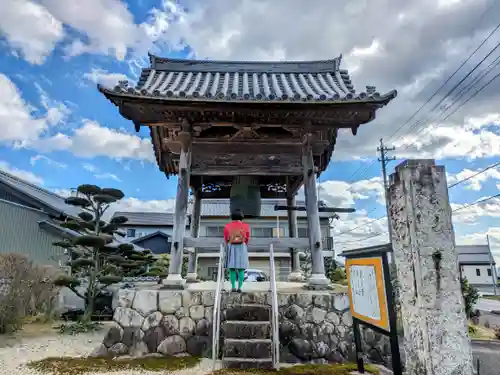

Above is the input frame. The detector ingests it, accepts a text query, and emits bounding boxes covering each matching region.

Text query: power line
[336,193,500,244]
[452,193,500,212]
[448,161,500,188]
[335,232,386,245]
[395,39,500,151]
[345,19,500,185]
[441,67,500,122]
[335,161,500,237]
[386,5,500,143]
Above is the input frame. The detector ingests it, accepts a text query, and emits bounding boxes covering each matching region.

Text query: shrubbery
[53,184,155,324]
[0,253,59,334]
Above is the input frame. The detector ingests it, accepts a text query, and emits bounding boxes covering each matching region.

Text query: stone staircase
[221,298,274,369]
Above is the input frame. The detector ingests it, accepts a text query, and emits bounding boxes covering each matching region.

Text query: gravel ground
[0,331,216,375]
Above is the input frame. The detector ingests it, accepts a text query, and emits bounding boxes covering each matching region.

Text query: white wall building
[112,199,334,281]
[457,245,497,286]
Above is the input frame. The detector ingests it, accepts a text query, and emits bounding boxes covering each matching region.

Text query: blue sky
[0,0,499,259]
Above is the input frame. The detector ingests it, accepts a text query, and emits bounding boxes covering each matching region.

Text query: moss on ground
[26,355,201,374]
[469,322,497,340]
[210,363,380,375]
[484,295,500,301]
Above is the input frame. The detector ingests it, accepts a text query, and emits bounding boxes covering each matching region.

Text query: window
[206,226,224,237]
[488,268,492,277]
[298,228,309,238]
[126,229,136,238]
[476,268,481,276]
[272,227,285,238]
[252,227,273,238]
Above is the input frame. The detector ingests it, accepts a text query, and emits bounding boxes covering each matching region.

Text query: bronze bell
[230,176,261,218]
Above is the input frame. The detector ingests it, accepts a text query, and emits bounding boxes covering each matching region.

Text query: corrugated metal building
[0,170,83,267]
[0,199,66,266]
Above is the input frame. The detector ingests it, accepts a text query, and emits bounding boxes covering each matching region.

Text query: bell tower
[98,54,397,289]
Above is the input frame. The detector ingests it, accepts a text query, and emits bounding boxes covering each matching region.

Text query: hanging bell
[230,176,261,218]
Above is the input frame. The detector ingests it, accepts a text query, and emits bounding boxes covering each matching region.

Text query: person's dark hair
[231,209,244,221]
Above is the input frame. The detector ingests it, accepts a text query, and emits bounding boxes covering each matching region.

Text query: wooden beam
[183,237,310,251]
[191,167,303,176]
[274,205,356,213]
[190,140,330,155]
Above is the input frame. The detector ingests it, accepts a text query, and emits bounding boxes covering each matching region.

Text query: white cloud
[82,163,98,173]
[308,177,386,209]
[141,0,500,164]
[94,172,122,182]
[33,83,71,127]
[29,154,67,168]
[1,74,154,162]
[0,74,51,143]
[0,0,64,64]
[52,188,175,219]
[82,68,130,89]
[67,120,154,161]
[447,165,500,191]
[451,197,500,223]
[0,0,156,64]
[29,120,154,161]
[0,160,44,185]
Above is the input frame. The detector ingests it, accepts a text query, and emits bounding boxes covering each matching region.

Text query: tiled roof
[113,211,176,226]
[457,245,495,265]
[0,170,82,218]
[131,230,170,244]
[38,220,145,251]
[101,55,396,104]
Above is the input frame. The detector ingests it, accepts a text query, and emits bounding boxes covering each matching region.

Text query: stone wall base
[92,286,392,366]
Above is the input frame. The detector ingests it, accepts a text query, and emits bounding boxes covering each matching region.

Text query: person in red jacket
[223,209,250,292]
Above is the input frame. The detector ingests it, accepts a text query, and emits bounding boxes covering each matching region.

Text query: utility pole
[487,235,497,296]
[377,138,396,246]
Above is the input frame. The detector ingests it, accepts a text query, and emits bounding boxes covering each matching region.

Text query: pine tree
[53,184,154,323]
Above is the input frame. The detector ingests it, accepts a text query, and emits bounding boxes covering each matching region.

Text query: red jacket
[224,221,250,244]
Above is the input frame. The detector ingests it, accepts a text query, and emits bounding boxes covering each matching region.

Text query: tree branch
[68,286,85,300]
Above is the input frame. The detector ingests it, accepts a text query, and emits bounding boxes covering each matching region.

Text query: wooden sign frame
[340,244,402,375]
[346,256,390,331]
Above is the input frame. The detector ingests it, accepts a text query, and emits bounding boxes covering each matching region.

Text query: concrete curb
[471,339,500,346]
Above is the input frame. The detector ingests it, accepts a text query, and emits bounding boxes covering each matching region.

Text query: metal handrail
[268,243,280,369]
[212,243,225,370]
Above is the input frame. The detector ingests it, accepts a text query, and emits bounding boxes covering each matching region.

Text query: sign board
[346,256,390,331]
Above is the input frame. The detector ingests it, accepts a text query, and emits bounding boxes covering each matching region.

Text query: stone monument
[388,159,474,375]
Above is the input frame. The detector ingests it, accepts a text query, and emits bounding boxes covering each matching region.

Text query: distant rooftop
[457,245,495,265]
[113,211,176,227]
[0,170,82,218]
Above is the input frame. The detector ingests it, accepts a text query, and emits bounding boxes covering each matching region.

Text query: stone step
[223,338,272,358]
[224,304,270,321]
[222,357,274,369]
[222,320,271,339]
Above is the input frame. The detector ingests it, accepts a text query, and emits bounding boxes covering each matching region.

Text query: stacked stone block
[92,287,391,366]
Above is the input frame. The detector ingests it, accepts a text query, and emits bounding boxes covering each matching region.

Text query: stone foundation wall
[94,287,392,366]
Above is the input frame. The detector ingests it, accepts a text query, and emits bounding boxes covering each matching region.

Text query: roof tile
[107,56,396,104]
[0,170,82,218]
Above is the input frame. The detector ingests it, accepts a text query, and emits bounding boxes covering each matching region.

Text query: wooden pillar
[389,159,474,375]
[163,138,191,288]
[302,136,328,288]
[186,187,201,282]
[287,194,302,281]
